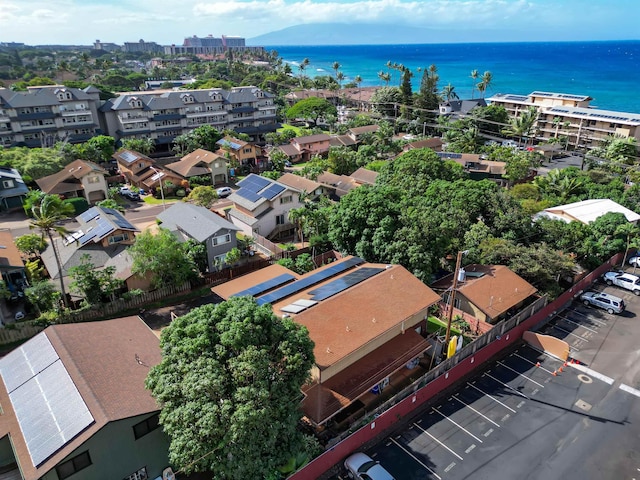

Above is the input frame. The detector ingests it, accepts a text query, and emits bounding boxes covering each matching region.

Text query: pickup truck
[602,271,640,295]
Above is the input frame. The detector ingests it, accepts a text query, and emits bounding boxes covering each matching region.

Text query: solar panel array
[79,207,101,223]
[239,174,270,192]
[106,209,136,230]
[260,184,285,200]
[219,139,242,150]
[236,187,262,203]
[308,267,385,302]
[231,273,296,298]
[119,150,138,164]
[437,152,463,159]
[256,257,364,306]
[0,335,95,467]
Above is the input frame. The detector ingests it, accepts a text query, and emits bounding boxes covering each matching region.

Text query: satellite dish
[162,467,175,480]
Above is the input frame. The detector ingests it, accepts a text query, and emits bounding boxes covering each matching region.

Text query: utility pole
[445,250,466,352]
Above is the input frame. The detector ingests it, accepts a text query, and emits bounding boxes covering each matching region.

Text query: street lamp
[149,166,165,211]
[444,250,468,357]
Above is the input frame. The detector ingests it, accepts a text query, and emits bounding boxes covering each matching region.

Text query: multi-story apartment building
[164,34,264,56]
[122,39,163,53]
[488,91,640,149]
[99,86,279,148]
[0,85,102,148]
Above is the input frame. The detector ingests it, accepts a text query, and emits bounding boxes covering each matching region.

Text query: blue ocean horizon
[270,41,640,114]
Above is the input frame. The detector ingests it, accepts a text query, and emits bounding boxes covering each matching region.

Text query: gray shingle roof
[156,202,239,242]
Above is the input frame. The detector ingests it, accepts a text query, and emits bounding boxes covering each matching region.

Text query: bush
[63,197,89,214]
[176,188,186,197]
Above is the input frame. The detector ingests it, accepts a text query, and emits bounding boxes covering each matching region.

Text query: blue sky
[1,0,638,45]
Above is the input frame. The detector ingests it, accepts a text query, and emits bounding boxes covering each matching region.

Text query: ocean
[270,41,640,114]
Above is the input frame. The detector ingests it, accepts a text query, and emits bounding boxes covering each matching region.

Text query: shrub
[63,197,89,214]
[176,188,186,197]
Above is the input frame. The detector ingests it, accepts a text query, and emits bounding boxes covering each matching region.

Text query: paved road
[330,270,640,480]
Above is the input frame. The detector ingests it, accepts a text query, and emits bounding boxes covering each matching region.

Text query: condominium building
[0,85,102,148]
[488,91,640,149]
[99,86,279,147]
[164,34,264,56]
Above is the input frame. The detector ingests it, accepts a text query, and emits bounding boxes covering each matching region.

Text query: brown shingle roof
[0,229,24,269]
[348,125,379,135]
[432,264,537,320]
[292,133,331,145]
[165,148,225,178]
[0,316,161,479]
[35,159,106,194]
[350,167,378,185]
[329,135,357,147]
[407,138,443,150]
[276,172,322,193]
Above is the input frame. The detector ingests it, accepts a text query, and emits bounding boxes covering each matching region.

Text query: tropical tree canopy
[145,296,316,478]
[285,97,337,126]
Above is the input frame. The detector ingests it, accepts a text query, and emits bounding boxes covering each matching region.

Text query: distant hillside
[248,22,569,46]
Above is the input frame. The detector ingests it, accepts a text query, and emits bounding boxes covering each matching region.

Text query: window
[87,175,101,184]
[2,180,14,188]
[212,233,231,246]
[280,195,292,205]
[133,413,160,440]
[108,233,129,244]
[276,214,285,225]
[56,451,92,479]
[214,253,227,264]
[124,467,148,480]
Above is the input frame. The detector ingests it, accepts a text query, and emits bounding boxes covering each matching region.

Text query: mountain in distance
[248,22,569,46]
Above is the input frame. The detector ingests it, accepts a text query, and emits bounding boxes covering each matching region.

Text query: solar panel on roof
[240,175,270,193]
[260,184,285,200]
[231,273,296,298]
[236,188,261,203]
[308,267,385,301]
[0,335,94,467]
[79,207,101,223]
[110,213,135,230]
[119,151,138,163]
[256,257,364,306]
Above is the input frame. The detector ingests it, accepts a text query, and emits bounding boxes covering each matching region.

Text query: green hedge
[63,197,89,214]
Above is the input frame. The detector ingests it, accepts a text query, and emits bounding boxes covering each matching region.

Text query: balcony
[59,107,90,116]
[15,111,56,121]
[119,114,151,123]
[151,113,182,121]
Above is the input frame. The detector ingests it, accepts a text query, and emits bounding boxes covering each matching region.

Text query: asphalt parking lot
[333,275,640,480]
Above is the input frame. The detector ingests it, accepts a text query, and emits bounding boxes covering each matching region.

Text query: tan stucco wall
[523,331,570,361]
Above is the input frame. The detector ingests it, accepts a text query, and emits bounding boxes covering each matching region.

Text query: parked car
[628,256,640,267]
[119,187,140,201]
[216,187,233,198]
[579,291,625,315]
[344,452,395,480]
[601,271,640,295]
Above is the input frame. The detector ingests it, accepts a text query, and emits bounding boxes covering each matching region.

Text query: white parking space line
[568,363,614,385]
[467,382,517,413]
[556,315,598,333]
[619,384,640,398]
[513,352,555,374]
[484,372,529,399]
[496,361,545,388]
[549,324,590,341]
[390,437,442,479]
[452,394,501,427]
[430,407,484,443]
[413,422,465,459]
[566,308,608,326]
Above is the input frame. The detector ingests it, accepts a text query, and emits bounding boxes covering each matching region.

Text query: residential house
[227,173,303,239]
[316,168,378,199]
[113,149,182,193]
[36,159,109,204]
[431,264,538,324]
[0,229,28,298]
[216,136,262,171]
[329,125,379,149]
[164,148,229,185]
[40,206,140,294]
[0,316,171,480]
[0,167,29,211]
[99,86,278,149]
[439,99,487,118]
[403,137,444,152]
[276,173,328,200]
[272,134,331,164]
[283,87,379,111]
[212,256,442,427]
[436,152,508,185]
[157,202,240,271]
[0,85,102,149]
[488,90,640,149]
[534,198,640,225]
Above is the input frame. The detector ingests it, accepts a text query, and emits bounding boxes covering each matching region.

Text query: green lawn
[143,196,181,205]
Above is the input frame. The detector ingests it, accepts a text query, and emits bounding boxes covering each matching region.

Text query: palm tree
[30,195,75,308]
[336,71,345,89]
[298,57,310,87]
[502,106,538,146]
[478,71,493,98]
[377,70,386,86]
[470,69,479,99]
[354,75,363,106]
[441,83,459,101]
[332,61,341,80]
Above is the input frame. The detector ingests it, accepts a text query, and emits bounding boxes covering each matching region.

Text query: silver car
[580,291,625,314]
[344,452,395,480]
